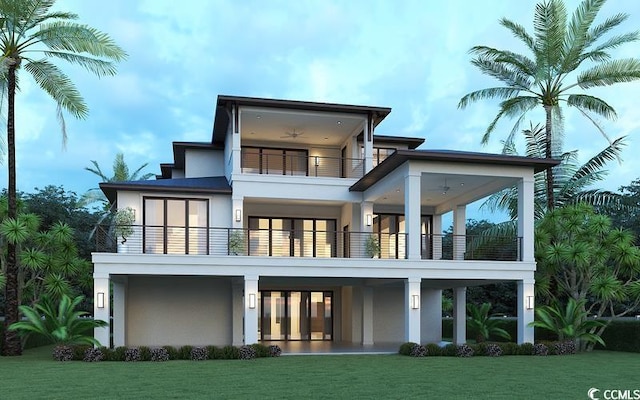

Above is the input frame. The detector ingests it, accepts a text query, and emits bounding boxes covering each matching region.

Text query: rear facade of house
[92,95,556,349]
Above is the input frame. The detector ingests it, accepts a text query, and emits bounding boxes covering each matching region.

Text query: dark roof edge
[357,133,425,149]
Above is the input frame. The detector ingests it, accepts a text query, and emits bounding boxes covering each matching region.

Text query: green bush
[518,342,534,355]
[498,342,519,355]
[139,346,151,361]
[178,345,193,360]
[425,343,442,356]
[163,346,179,360]
[250,343,270,358]
[111,346,127,361]
[222,345,239,359]
[473,342,488,356]
[72,345,91,360]
[443,343,458,357]
[399,342,418,356]
[596,320,640,353]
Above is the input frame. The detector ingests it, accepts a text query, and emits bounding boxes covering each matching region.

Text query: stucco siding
[373,285,404,342]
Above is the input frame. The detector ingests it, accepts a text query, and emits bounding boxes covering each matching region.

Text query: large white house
[92,95,558,349]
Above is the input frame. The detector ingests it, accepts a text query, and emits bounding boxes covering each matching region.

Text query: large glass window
[360,146,396,167]
[259,291,332,341]
[372,214,431,259]
[143,197,209,254]
[241,147,308,176]
[248,217,336,257]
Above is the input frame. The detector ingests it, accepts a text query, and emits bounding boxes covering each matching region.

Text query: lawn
[1,346,638,399]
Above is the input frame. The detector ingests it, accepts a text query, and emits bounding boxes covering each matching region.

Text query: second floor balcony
[241,149,365,179]
[95,225,522,262]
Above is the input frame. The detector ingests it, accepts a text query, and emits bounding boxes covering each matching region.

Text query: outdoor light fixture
[314,156,320,166]
[97,292,105,309]
[366,214,373,226]
[235,209,242,222]
[248,293,257,309]
[526,296,534,310]
[411,294,420,309]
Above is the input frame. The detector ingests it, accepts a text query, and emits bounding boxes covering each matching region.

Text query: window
[248,217,336,257]
[143,197,209,254]
[371,214,432,259]
[241,147,308,176]
[360,146,396,167]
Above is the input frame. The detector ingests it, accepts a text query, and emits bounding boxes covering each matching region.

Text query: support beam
[404,277,421,343]
[244,275,259,344]
[112,277,127,347]
[362,286,374,345]
[517,279,535,344]
[405,172,422,260]
[93,275,110,347]
[453,286,467,345]
[453,205,466,260]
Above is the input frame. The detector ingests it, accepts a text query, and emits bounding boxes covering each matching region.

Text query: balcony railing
[241,151,364,179]
[95,226,521,261]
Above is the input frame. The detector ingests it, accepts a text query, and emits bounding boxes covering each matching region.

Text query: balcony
[95,225,522,261]
[241,150,364,179]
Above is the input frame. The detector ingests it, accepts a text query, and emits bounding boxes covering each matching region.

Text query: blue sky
[4,0,640,222]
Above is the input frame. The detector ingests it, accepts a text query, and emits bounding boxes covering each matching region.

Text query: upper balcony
[241,149,365,179]
[94,225,522,262]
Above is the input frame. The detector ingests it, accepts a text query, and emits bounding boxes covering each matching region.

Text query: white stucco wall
[372,285,404,343]
[185,149,225,178]
[126,276,233,346]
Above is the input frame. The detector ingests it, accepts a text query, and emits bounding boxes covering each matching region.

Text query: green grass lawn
[1,346,638,399]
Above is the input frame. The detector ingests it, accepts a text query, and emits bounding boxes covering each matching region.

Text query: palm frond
[42,51,118,77]
[560,0,606,72]
[470,46,537,77]
[482,96,539,144]
[576,58,640,89]
[566,93,616,120]
[469,54,533,90]
[500,18,536,52]
[458,87,521,109]
[533,0,567,72]
[586,13,629,47]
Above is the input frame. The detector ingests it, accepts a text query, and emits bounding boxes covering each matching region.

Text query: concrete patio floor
[261,341,401,355]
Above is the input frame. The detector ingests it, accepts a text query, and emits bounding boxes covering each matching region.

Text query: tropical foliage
[0,0,126,356]
[8,294,107,347]
[466,302,511,343]
[529,298,606,350]
[459,0,640,210]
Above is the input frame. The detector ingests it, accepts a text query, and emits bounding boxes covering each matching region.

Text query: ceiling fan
[427,178,451,195]
[280,129,305,139]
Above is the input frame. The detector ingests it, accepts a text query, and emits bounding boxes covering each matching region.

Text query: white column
[112,277,127,347]
[244,275,259,344]
[363,119,373,172]
[453,205,466,260]
[517,279,535,344]
[362,286,374,345]
[232,280,244,346]
[432,214,442,260]
[421,289,443,343]
[453,286,467,345]
[405,171,422,260]
[405,277,421,343]
[517,177,535,262]
[93,275,110,347]
[232,106,242,174]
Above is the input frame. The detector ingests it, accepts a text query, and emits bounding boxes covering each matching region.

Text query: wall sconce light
[366,214,373,226]
[97,292,105,309]
[235,209,242,222]
[248,293,257,309]
[526,296,534,310]
[411,294,420,309]
[314,156,320,166]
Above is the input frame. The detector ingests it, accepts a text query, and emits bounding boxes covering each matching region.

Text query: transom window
[143,197,209,254]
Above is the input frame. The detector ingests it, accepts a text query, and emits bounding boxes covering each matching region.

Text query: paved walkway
[261,341,401,355]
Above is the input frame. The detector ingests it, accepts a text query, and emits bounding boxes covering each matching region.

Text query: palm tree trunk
[2,61,22,356]
[544,105,555,211]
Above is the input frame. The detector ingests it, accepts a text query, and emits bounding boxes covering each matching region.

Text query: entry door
[260,291,332,341]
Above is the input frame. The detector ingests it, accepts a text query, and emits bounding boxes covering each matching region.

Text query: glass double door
[259,291,332,341]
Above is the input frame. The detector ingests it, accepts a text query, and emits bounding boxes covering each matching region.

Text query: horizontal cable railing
[422,234,522,261]
[240,151,364,179]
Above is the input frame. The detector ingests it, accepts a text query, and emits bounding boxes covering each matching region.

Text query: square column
[517,177,535,262]
[405,172,422,260]
[432,214,442,259]
[517,279,535,344]
[232,279,244,346]
[112,277,128,347]
[362,286,374,345]
[453,286,467,345]
[453,205,466,260]
[404,277,421,343]
[244,275,259,345]
[93,275,110,347]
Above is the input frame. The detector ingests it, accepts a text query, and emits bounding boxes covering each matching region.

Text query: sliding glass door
[258,291,332,341]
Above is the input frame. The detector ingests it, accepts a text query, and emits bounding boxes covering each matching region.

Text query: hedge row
[596,320,640,353]
[53,343,282,362]
[399,341,576,357]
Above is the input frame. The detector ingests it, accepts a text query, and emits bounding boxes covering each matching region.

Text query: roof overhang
[100,176,232,204]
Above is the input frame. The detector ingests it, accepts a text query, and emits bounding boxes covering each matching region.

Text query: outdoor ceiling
[240,107,365,146]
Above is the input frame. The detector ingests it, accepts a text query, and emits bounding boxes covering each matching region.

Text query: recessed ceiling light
[256,115,262,119]
[337,121,342,125]
[324,137,329,140]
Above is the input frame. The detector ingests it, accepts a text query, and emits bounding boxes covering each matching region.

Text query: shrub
[139,346,151,361]
[178,345,193,360]
[250,343,270,358]
[83,347,104,362]
[222,345,239,360]
[206,345,219,359]
[191,347,208,361]
[269,345,282,357]
[443,343,458,357]
[498,342,519,355]
[151,347,170,362]
[52,345,74,362]
[457,344,474,357]
[486,343,502,357]
[473,342,488,356]
[533,343,548,356]
[112,346,127,362]
[73,345,91,360]
[597,320,640,353]
[239,345,256,360]
[551,340,576,355]
[125,347,141,362]
[425,343,442,356]
[399,342,418,356]
[163,346,178,360]
[99,347,113,361]
[410,344,427,357]
[518,342,534,355]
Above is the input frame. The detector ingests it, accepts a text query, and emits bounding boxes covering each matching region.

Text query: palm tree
[0,0,126,356]
[82,152,155,208]
[458,0,640,211]
[466,302,511,343]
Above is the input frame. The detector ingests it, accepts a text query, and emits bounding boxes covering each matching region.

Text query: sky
[4,0,640,222]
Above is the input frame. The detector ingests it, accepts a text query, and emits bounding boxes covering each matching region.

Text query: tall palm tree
[459,0,640,211]
[82,152,155,208]
[0,0,126,356]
